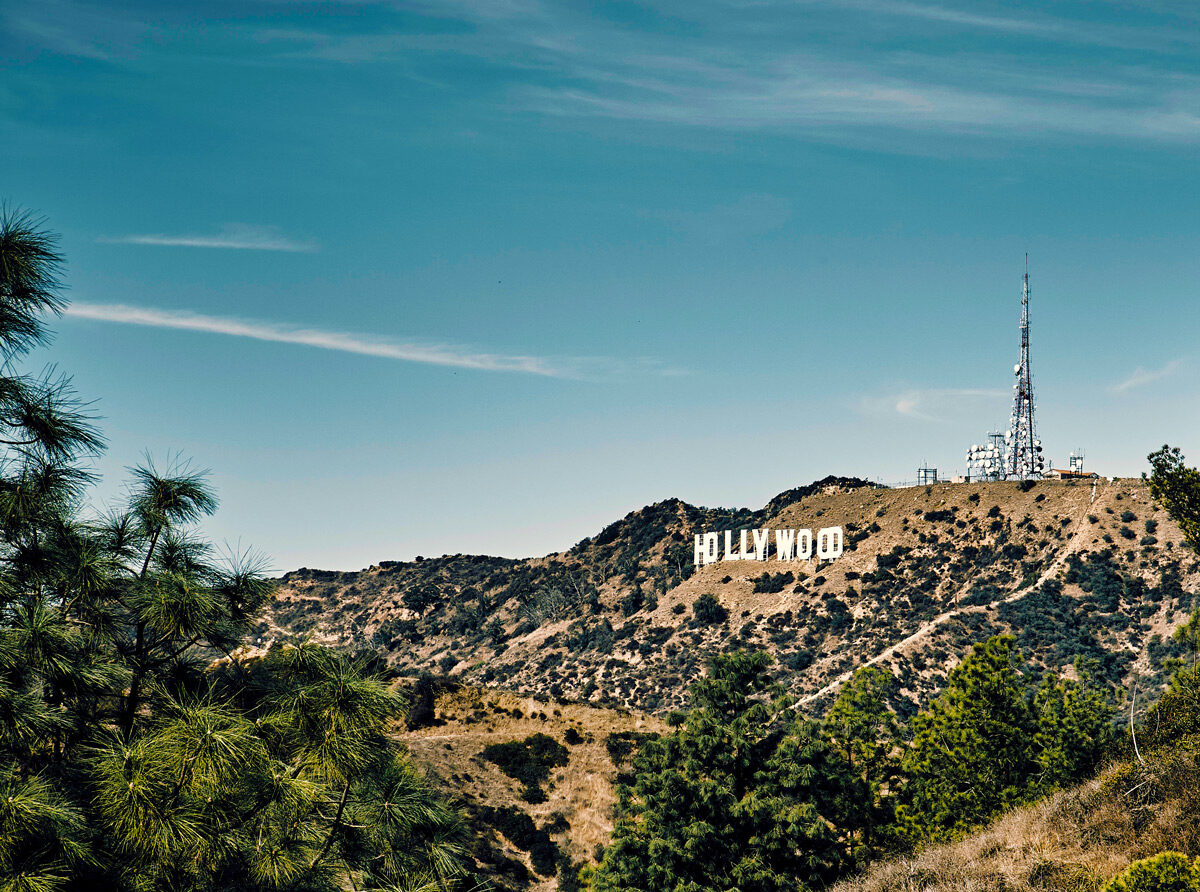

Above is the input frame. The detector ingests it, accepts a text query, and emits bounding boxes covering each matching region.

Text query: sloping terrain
[394,685,663,892]
[832,734,1200,892]
[265,477,1199,718]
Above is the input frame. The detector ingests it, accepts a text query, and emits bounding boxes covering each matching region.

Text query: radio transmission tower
[1005,255,1044,478]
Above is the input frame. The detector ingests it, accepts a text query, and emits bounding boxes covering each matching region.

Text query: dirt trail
[800,485,1101,706]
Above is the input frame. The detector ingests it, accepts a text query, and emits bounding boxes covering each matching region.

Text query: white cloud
[63,302,664,379]
[860,387,1007,421]
[99,224,317,253]
[1110,359,1182,394]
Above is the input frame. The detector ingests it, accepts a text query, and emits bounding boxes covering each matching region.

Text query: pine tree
[1031,668,1113,788]
[1146,446,1200,552]
[1143,446,1200,745]
[587,650,851,892]
[895,635,1036,843]
[824,666,900,861]
[0,207,471,891]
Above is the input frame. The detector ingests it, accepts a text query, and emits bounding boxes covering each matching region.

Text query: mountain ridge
[264,475,1199,717]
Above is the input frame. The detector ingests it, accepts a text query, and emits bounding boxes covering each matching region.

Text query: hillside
[265,476,1199,717]
[395,684,664,891]
[832,734,1200,891]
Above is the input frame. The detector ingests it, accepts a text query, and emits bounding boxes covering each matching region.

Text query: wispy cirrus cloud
[99,224,317,253]
[1110,359,1183,394]
[232,1,1200,146]
[860,387,1007,421]
[14,0,1200,149]
[62,302,671,380]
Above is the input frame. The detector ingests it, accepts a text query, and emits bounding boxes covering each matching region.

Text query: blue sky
[3,0,1198,570]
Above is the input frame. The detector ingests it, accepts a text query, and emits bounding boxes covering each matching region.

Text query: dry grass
[395,686,664,890]
[833,739,1200,892]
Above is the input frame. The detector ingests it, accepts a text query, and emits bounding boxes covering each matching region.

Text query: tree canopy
[588,650,851,892]
[0,207,472,891]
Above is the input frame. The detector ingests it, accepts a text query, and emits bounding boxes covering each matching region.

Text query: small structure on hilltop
[1047,448,1098,480]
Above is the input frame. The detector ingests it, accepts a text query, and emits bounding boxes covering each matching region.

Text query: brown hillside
[832,735,1200,892]
[264,477,1199,717]
[396,685,664,891]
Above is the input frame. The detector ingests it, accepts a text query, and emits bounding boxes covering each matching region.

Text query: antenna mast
[1005,255,1043,478]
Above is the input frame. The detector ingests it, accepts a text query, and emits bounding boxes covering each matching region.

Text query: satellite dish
[1014,364,1022,374]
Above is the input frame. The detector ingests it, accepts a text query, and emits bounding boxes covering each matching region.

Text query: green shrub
[692,593,728,625]
[1104,852,1200,892]
[752,571,795,594]
[482,733,570,801]
[605,731,657,765]
[476,805,560,876]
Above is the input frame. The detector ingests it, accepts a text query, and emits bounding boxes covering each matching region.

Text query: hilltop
[258,474,1200,891]
[264,475,1199,717]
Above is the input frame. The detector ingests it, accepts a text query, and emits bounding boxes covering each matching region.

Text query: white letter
[752,529,769,561]
[774,529,795,561]
[724,530,737,561]
[817,526,844,560]
[704,532,720,564]
[694,534,705,567]
[739,529,751,560]
[796,529,813,560]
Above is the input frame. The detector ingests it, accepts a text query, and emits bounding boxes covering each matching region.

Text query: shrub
[1121,510,1138,523]
[692,593,728,625]
[752,571,795,594]
[476,805,561,876]
[605,731,657,765]
[482,733,570,801]
[1103,852,1200,892]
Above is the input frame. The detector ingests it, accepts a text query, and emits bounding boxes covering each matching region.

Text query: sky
[2,0,1198,572]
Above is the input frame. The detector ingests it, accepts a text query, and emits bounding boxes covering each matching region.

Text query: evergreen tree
[1174,608,1200,672]
[588,650,851,892]
[1031,668,1113,788]
[1141,643,1200,749]
[1144,446,1200,743]
[895,635,1036,844]
[823,666,899,861]
[0,207,471,891]
[1146,446,1200,552]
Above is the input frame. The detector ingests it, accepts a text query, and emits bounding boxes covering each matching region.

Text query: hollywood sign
[693,527,844,566]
